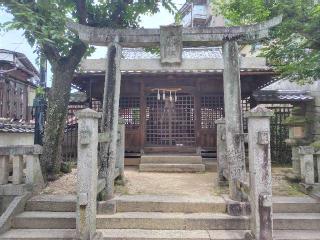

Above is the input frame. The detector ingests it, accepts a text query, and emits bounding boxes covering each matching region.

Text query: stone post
[12,155,24,184]
[0,155,9,184]
[25,154,44,189]
[316,151,320,183]
[223,40,246,201]
[215,118,228,185]
[100,42,122,200]
[76,108,101,240]
[298,146,315,185]
[116,118,125,180]
[245,105,273,240]
[292,146,301,176]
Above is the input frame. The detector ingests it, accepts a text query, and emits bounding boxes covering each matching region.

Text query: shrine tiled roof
[121,47,223,59]
[69,92,88,103]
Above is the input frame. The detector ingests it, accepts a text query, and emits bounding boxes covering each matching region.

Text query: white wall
[0,132,34,146]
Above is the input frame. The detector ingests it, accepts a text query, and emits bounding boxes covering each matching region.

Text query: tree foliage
[215,0,320,83]
[1,0,176,179]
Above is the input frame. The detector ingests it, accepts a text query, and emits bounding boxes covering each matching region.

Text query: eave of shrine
[78,57,272,75]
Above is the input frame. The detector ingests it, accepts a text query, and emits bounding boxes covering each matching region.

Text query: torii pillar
[223,40,246,201]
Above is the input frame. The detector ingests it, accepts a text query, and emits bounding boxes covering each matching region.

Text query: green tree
[1,0,176,180]
[215,0,320,84]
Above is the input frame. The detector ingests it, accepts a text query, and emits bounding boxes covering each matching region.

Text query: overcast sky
[0,0,184,84]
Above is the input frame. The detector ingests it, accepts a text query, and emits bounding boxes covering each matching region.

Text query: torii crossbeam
[67,15,282,47]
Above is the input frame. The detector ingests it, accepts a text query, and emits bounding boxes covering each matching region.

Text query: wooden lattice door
[146,93,195,147]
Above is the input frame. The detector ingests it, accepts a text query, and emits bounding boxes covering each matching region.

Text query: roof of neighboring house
[253,90,314,103]
[0,49,39,85]
[0,120,34,133]
[263,79,320,91]
[254,79,319,103]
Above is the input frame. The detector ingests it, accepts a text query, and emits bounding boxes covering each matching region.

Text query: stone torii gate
[68,16,282,201]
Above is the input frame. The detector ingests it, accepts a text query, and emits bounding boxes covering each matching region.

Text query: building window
[119,96,140,129]
[201,95,224,129]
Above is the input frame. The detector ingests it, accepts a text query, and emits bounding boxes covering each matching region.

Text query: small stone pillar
[223,40,246,201]
[25,154,44,189]
[245,105,274,240]
[116,118,125,180]
[298,146,315,185]
[215,118,227,185]
[292,146,301,176]
[12,155,24,184]
[76,108,101,240]
[0,155,9,184]
[315,151,320,183]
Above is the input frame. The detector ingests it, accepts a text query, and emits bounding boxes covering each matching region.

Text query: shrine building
[71,47,275,170]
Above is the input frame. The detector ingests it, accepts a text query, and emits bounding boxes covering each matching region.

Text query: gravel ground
[41,166,305,197]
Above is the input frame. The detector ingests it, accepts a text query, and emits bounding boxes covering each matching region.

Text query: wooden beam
[67,16,282,47]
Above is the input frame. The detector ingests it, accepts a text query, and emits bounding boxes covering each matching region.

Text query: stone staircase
[139,154,205,173]
[1,195,320,239]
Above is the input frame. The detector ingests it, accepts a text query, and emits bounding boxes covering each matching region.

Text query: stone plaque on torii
[68,16,282,201]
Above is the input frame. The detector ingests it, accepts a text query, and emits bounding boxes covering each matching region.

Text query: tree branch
[64,39,87,69]
[75,0,87,25]
[42,43,61,65]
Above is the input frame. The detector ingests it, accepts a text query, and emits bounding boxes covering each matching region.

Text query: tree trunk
[41,64,74,180]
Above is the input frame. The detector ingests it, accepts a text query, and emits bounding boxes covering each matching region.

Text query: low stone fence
[0,145,44,190]
[216,106,274,240]
[75,108,125,239]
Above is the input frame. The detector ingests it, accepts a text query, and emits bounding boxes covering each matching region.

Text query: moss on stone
[311,140,320,151]
[284,115,307,125]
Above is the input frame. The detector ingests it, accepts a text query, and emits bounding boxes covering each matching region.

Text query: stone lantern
[285,105,309,176]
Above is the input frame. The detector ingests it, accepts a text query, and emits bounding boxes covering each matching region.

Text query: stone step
[115,195,226,213]
[24,195,320,213]
[273,213,320,230]
[25,195,76,212]
[141,155,202,164]
[274,230,320,240]
[13,211,76,229]
[273,196,320,213]
[96,212,250,230]
[0,229,77,240]
[97,229,249,240]
[139,163,205,173]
